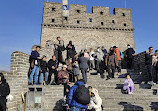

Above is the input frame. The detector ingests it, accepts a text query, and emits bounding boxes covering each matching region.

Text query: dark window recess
[64,17,68,20]
[77,20,80,24]
[76,10,81,13]
[89,18,92,22]
[122,13,125,16]
[52,19,55,23]
[100,11,104,15]
[101,22,104,26]
[124,23,127,26]
[112,20,115,24]
[52,8,56,11]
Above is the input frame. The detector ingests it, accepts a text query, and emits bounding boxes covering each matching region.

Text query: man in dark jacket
[145,47,155,85]
[39,56,48,85]
[78,53,89,84]
[48,55,58,85]
[55,36,65,66]
[0,73,10,111]
[125,44,135,69]
[66,41,76,59]
[29,46,41,85]
[68,80,88,111]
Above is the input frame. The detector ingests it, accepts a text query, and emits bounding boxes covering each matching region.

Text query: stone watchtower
[41,2,135,52]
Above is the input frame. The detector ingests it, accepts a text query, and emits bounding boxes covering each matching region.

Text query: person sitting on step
[57,65,69,85]
[88,88,103,111]
[123,74,134,94]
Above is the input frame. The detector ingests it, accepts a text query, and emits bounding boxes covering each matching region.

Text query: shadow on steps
[119,102,144,111]
[90,72,105,79]
[150,102,158,110]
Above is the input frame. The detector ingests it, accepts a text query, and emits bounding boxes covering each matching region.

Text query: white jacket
[89,90,102,111]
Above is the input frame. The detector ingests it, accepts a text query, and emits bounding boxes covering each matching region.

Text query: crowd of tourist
[145,47,158,85]
[28,37,136,86]
[1,36,158,111]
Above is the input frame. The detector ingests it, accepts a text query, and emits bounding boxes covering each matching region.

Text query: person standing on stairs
[101,46,107,70]
[55,36,65,66]
[125,44,135,69]
[95,47,105,75]
[78,53,89,84]
[113,46,122,75]
[123,74,134,94]
[72,59,81,83]
[0,73,10,111]
[89,48,95,71]
[105,48,118,80]
[28,46,41,85]
[48,55,58,85]
[39,55,49,85]
[152,50,158,83]
[66,41,76,59]
[145,47,156,85]
[65,57,73,82]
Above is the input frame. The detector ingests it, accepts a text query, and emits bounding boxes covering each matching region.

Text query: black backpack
[75,85,90,105]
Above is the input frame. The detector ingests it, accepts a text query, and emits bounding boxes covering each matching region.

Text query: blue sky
[0,0,158,71]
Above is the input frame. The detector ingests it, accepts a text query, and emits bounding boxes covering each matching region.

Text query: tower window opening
[52,19,55,23]
[52,8,56,11]
[101,22,104,26]
[76,10,81,13]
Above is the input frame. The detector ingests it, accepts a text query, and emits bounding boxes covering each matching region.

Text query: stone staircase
[26,69,158,111]
[87,69,158,111]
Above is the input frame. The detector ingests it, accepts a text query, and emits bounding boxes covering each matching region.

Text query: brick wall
[1,51,64,111]
[41,2,135,53]
[1,51,30,111]
[133,51,149,83]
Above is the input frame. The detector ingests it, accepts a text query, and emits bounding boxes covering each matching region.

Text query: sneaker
[51,82,57,85]
[151,81,156,85]
[106,77,110,80]
[148,81,152,85]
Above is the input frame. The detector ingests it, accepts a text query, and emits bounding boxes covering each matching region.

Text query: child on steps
[123,74,134,94]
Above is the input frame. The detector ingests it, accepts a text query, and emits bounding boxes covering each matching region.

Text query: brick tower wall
[41,2,135,52]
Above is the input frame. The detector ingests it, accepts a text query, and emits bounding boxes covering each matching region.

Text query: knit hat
[62,65,67,68]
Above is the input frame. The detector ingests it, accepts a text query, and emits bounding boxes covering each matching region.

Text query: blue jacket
[120,51,124,59]
[30,51,40,60]
[68,81,88,109]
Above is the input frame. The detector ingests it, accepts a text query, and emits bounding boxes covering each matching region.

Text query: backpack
[75,85,90,105]
[120,51,124,59]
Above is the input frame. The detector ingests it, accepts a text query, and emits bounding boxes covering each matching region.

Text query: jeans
[89,60,94,70]
[96,60,101,71]
[107,65,115,78]
[29,65,39,84]
[146,64,153,81]
[81,68,87,83]
[71,107,85,111]
[39,72,48,84]
[117,60,122,73]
